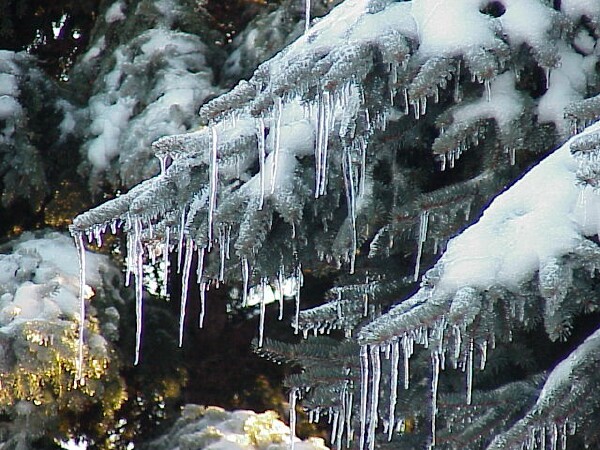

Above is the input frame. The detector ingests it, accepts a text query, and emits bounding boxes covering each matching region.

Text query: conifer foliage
[70,0,600,448]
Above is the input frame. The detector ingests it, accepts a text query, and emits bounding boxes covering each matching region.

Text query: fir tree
[70,0,600,448]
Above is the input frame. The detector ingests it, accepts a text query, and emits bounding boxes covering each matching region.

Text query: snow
[537,45,596,134]
[411,0,497,56]
[500,0,554,48]
[561,0,600,19]
[435,120,600,294]
[452,72,522,129]
[0,95,21,120]
[0,232,113,331]
[105,1,126,23]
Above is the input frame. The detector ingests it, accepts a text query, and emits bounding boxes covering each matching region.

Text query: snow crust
[435,120,600,294]
[105,1,126,23]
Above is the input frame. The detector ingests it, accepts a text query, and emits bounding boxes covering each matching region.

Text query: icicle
[453,325,462,369]
[550,423,558,450]
[277,269,285,320]
[196,247,207,328]
[271,97,283,194]
[388,340,400,441]
[343,148,358,274]
[133,218,144,365]
[208,126,218,246]
[403,89,409,115]
[484,79,491,101]
[257,117,266,209]
[178,239,194,347]
[293,264,303,334]
[346,390,354,448]
[466,337,474,404]
[561,422,567,450]
[242,258,249,306]
[368,346,381,450]
[430,352,440,448]
[480,340,488,370]
[402,334,413,389]
[289,388,299,450]
[454,60,462,102]
[414,210,430,281]
[331,409,340,447]
[544,67,551,90]
[304,0,311,33]
[177,209,186,272]
[74,232,86,383]
[359,346,370,450]
[258,279,267,347]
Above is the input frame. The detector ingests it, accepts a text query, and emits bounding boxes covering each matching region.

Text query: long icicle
[430,352,440,449]
[368,345,381,450]
[388,340,400,441]
[74,232,86,383]
[208,126,218,247]
[359,345,370,450]
[133,218,144,365]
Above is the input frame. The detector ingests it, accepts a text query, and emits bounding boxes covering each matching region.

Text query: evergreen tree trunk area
[1,0,600,449]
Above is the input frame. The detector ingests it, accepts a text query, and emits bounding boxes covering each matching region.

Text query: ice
[388,340,399,441]
[257,117,266,209]
[242,258,249,306]
[179,239,194,347]
[359,345,369,450]
[258,279,267,347]
[305,0,311,33]
[208,127,218,245]
[74,232,86,382]
[466,338,474,404]
[161,226,170,298]
[430,352,440,448]
[368,345,381,450]
[343,148,358,274]
[289,387,299,450]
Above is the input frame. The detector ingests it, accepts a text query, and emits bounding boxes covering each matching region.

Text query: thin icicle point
[179,238,194,347]
[199,282,207,328]
[414,210,430,281]
[359,345,370,450]
[208,126,218,246]
[289,387,299,450]
[196,247,206,327]
[74,232,86,383]
[258,279,267,347]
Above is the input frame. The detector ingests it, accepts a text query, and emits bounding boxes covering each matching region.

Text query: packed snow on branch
[0,231,124,445]
[358,120,600,449]
[146,405,329,450]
